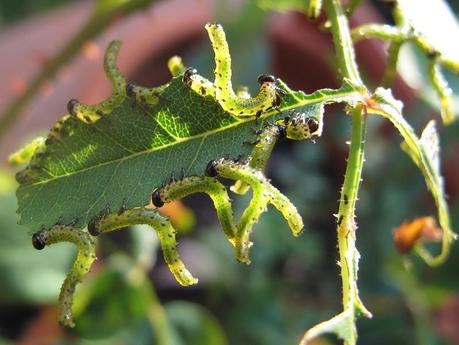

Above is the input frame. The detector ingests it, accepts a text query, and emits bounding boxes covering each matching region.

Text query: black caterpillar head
[205,160,218,177]
[183,68,198,86]
[151,189,165,208]
[32,232,45,250]
[126,83,138,97]
[257,74,277,85]
[67,99,80,116]
[282,111,321,140]
[87,217,100,236]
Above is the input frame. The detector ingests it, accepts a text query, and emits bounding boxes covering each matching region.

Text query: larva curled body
[282,111,322,140]
[205,23,281,118]
[88,207,198,287]
[208,158,304,263]
[182,68,216,97]
[32,225,96,327]
[67,41,126,123]
[152,176,236,245]
[126,82,161,106]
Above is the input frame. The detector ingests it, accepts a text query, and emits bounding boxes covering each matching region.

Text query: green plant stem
[382,41,402,86]
[300,107,370,345]
[324,0,363,86]
[351,24,459,74]
[337,106,366,311]
[325,0,367,311]
[0,0,154,141]
[428,57,454,124]
[312,2,371,344]
[352,24,404,43]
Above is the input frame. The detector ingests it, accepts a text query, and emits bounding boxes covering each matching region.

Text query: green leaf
[15,46,362,232]
[368,87,457,266]
[300,309,355,345]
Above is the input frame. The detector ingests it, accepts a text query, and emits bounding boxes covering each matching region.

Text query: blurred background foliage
[0,0,458,344]
[0,0,71,25]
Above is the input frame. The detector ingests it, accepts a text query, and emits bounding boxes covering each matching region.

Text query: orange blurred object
[83,41,101,61]
[9,77,26,96]
[393,216,443,254]
[147,200,195,233]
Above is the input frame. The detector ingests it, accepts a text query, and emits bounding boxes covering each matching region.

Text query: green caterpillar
[67,41,126,123]
[205,158,304,263]
[170,23,284,120]
[205,23,282,119]
[8,137,46,166]
[152,176,236,245]
[32,207,199,327]
[32,224,96,327]
[182,67,216,98]
[31,163,302,326]
[150,160,304,264]
[87,207,198,286]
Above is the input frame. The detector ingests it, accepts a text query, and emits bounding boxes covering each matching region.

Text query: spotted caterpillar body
[32,225,96,327]
[67,41,126,123]
[205,23,281,118]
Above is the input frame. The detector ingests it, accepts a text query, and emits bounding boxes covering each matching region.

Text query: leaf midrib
[23,85,359,189]
[24,112,247,188]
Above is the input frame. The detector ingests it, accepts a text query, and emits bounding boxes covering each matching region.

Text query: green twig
[382,41,402,86]
[336,106,368,314]
[324,0,363,86]
[301,1,371,344]
[300,105,371,345]
[351,24,404,43]
[326,0,367,316]
[352,23,459,74]
[428,57,455,124]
